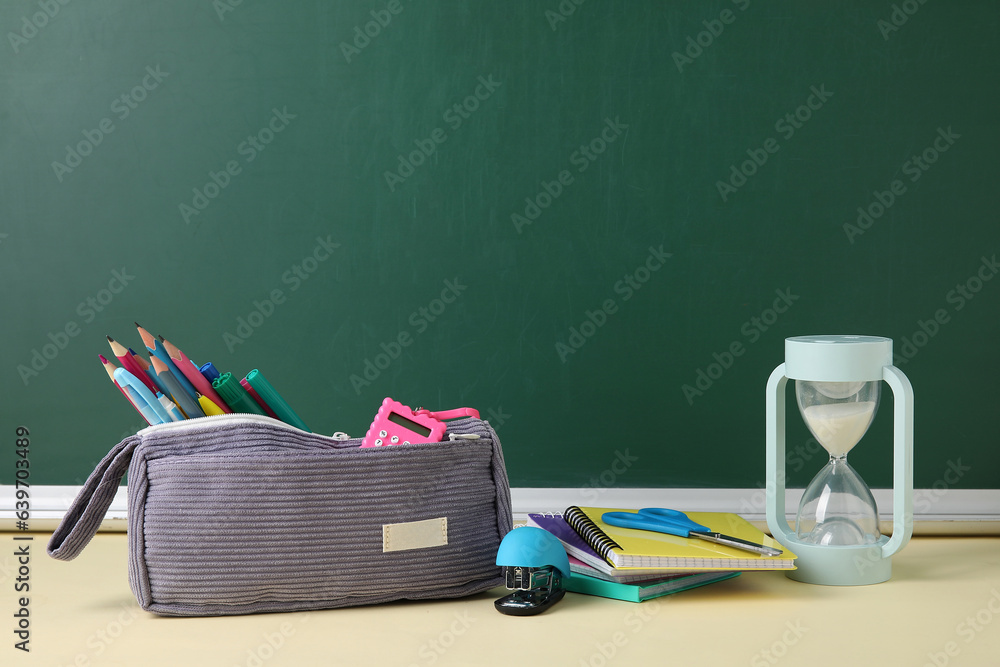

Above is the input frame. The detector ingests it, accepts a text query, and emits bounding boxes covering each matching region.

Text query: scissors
[602,508,783,557]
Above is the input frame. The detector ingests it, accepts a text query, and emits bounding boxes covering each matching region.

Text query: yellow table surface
[6,532,1000,666]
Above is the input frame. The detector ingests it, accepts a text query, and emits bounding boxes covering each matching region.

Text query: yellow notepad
[565,506,797,571]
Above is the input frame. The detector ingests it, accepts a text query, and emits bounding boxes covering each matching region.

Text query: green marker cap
[212,372,266,416]
[244,369,310,432]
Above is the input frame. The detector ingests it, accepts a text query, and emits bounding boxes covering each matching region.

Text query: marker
[107,336,159,395]
[244,369,310,432]
[114,367,171,424]
[161,338,232,414]
[240,378,280,419]
[198,394,227,416]
[150,356,205,419]
[212,372,266,415]
[135,323,199,401]
[199,362,222,383]
[99,355,149,424]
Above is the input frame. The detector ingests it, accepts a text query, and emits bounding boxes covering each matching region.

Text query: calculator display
[388,411,432,437]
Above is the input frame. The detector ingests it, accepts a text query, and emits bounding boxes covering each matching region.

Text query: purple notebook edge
[526,513,605,564]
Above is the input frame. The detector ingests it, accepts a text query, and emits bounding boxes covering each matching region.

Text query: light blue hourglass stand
[766,335,914,585]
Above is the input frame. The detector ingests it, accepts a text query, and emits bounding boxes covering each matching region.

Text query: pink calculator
[360,398,480,448]
[360,398,448,448]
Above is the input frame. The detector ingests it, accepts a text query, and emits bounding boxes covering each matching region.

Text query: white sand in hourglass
[801,401,877,457]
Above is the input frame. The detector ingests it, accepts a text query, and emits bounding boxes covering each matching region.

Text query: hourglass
[765,336,913,585]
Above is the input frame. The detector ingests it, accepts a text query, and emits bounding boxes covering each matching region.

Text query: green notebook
[564,570,740,603]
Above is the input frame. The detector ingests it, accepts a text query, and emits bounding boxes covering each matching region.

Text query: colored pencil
[130,348,171,397]
[134,323,198,401]
[107,336,159,395]
[150,356,205,419]
[161,338,232,414]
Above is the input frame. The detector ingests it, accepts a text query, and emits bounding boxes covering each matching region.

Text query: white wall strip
[511,488,1000,535]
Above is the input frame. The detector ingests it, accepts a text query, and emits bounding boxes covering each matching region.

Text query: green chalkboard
[2,0,998,491]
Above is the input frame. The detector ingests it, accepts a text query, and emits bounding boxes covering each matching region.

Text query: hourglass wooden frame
[765,335,914,585]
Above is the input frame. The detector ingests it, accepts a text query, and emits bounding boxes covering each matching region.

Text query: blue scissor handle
[602,508,710,537]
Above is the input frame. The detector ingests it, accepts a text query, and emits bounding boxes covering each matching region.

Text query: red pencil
[161,338,232,414]
[107,336,159,395]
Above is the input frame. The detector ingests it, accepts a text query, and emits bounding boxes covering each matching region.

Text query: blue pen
[157,392,185,422]
[199,361,222,383]
[114,367,172,424]
[122,385,161,425]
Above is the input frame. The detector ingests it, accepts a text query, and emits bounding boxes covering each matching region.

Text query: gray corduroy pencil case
[47,414,512,616]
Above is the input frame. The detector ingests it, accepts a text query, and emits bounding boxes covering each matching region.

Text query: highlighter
[213,373,266,415]
[240,378,280,419]
[198,394,227,416]
[244,369,310,432]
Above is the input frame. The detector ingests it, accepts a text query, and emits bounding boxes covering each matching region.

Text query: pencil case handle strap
[416,407,480,420]
[47,435,140,561]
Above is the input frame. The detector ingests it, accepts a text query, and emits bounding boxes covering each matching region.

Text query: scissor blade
[690,532,783,557]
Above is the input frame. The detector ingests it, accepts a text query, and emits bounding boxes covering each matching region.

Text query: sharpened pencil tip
[98,354,108,363]
[106,335,114,342]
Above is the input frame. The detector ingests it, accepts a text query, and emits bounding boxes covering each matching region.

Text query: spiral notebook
[564,506,797,571]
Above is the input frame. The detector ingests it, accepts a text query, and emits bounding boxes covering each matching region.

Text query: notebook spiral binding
[565,505,623,561]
